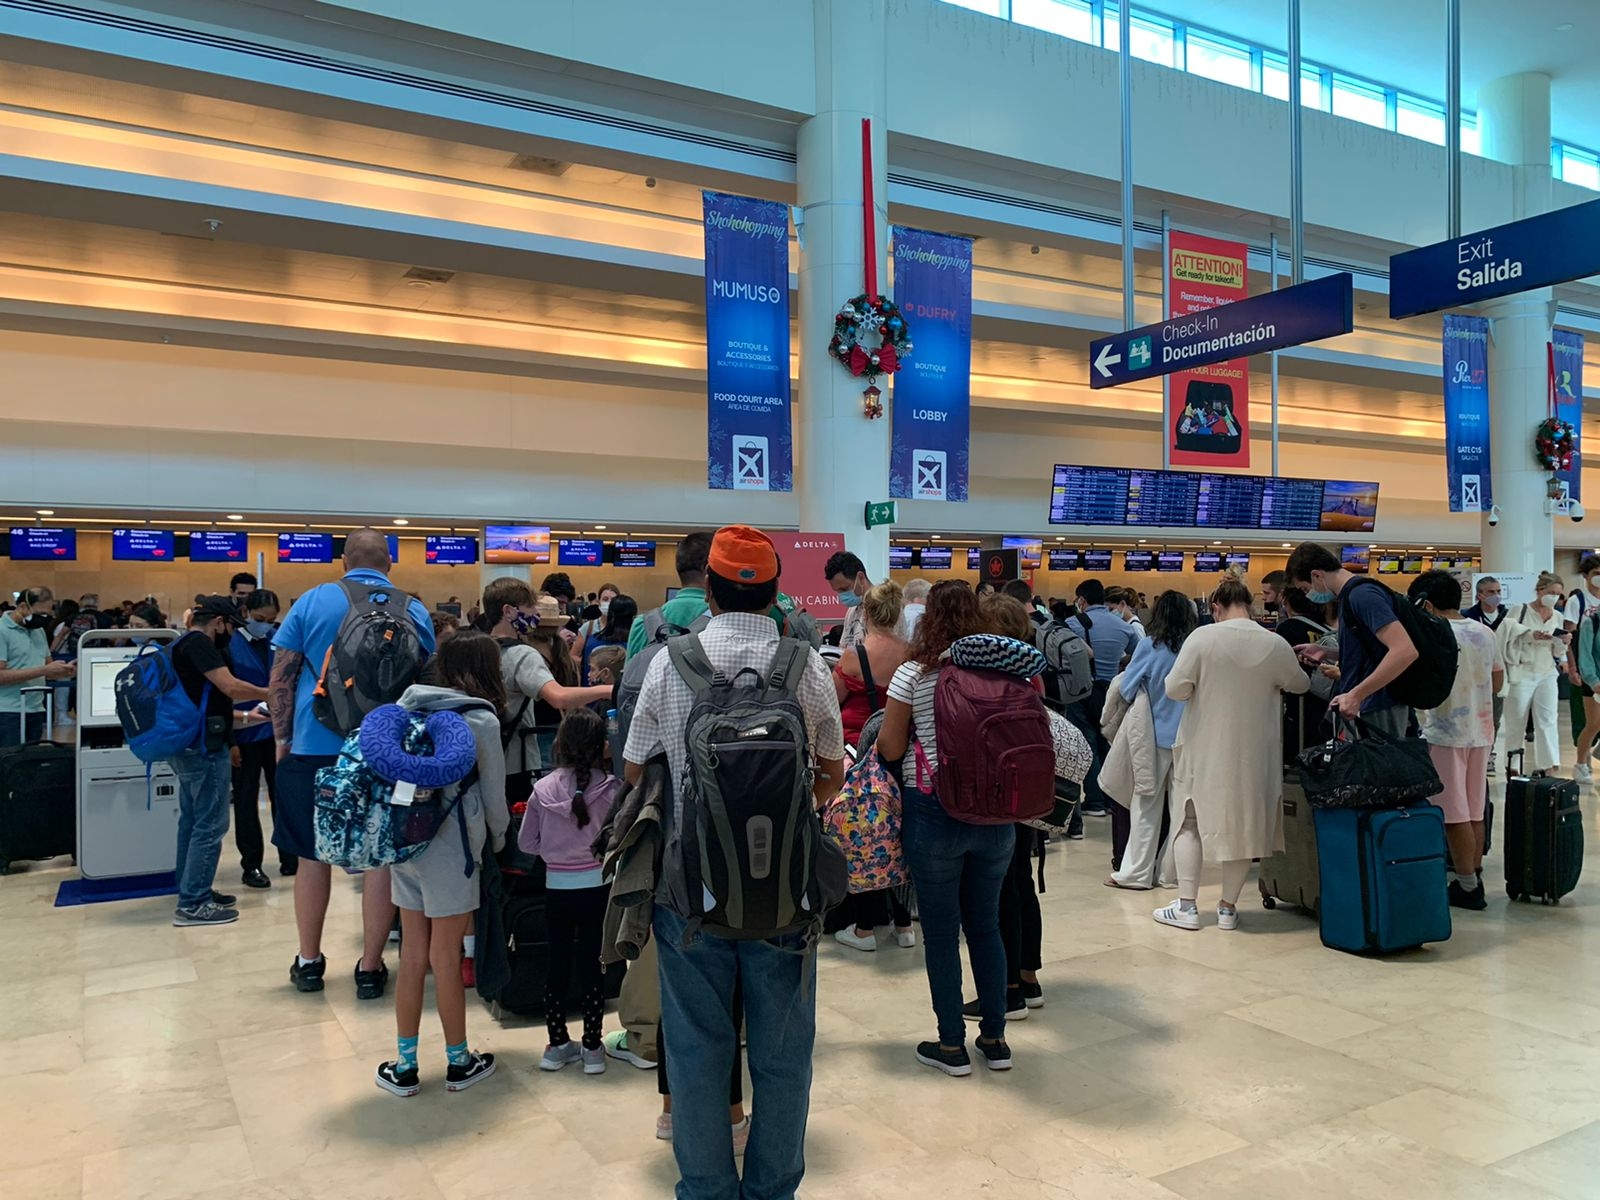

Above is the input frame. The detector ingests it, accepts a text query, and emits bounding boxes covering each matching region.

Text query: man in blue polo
[269,528,434,998]
[1067,579,1140,818]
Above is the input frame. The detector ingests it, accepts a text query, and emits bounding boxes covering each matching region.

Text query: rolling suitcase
[1504,763,1582,904]
[1314,803,1452,953]
[1260,696,1321,914]
[493,889,625,1019]
[0,690,75,874]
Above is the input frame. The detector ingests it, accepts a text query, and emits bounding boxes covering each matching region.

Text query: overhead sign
[863,500,897,529]
[1088,273,1354,389]
[1389,196,1600,319]
[1167,230,1250,468]
[768,532,846,621]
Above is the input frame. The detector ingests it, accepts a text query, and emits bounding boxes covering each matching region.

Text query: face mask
[838,587,861,609]
[599,600,611,616]
[1305,587,1336,605]
[245,619,274,640]
[213,633,232,651]
[24,612,52,630]
[510,611,538,636]
[1264,600,1281,614]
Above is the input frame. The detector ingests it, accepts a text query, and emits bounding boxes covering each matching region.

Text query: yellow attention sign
[1170,248,1245,289]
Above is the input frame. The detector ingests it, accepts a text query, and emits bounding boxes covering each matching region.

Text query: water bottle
[606,708,619,741]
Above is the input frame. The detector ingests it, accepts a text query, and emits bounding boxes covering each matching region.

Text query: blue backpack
[114,633,212,764]
[312,703,485,876]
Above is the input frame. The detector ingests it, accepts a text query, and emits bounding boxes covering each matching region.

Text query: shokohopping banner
[889,227,972,502]
[1443,313,1492,513]
[703,191,793,491]
[1167,230,1250,468]
[1554,329,1584,503]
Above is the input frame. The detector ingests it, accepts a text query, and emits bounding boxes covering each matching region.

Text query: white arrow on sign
[1094,342,1123,379]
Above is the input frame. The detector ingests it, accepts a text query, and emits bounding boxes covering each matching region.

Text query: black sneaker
[446,1051,496,1092]
[279,859,298,877]
[172,902,240,927]
[290,955,327,993]
[976,1037,1013,1071]
[375,1060,420,1098]
[355,960,389,1000]
[1448,880,1488,911]
[961,997,1027,1022]
[1021,980,1044,1009]
[242,868,271,890]
[209,889,238,907]
[915,1041,972,1077]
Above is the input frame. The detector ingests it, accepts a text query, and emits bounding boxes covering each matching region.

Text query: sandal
[1104,877,1150,890]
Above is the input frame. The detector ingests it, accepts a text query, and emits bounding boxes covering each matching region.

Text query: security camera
[1487,504,1501,528]
[1572,502,1586,523]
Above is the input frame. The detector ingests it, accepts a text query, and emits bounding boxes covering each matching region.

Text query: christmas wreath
[828,294,911,419]
[1535,416,1576,472]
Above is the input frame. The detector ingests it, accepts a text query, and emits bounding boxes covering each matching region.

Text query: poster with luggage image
[1167,230,1250,468]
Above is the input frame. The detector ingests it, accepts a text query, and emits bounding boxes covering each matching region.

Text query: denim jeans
[655,906,815,1200]
[0,709,45,748]
[901,788,1013,1046]
[170,746,233,910]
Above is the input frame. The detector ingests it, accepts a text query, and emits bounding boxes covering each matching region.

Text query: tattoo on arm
[270,651,303,745]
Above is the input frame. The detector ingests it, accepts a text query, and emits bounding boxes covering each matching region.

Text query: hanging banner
[767,532,847,621]
[889,227,972,502]
[1443,314,1493,513]
[703,191,793,491]
[1554,329,1584,503]
[1166,231,1251,468]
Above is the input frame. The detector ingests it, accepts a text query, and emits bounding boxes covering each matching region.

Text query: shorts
[390,809,484,918]
[271,753,338,861]
[1428,743,1489,825]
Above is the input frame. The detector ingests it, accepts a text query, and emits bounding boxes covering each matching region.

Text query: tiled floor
[3,774,1597,1199]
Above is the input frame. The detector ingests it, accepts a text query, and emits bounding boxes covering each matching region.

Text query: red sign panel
[1167,230,1250,468]
[768,532,847,621]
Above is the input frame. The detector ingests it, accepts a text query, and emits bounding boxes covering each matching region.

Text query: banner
[1554,329,1584,503]
[1443,314,1493,512]
[703,191,793,491]
[889,227,972,502]
[767,532,846,621]
[1167,231,1250,468]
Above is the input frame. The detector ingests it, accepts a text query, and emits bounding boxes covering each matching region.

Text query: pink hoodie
[519,766,624,880]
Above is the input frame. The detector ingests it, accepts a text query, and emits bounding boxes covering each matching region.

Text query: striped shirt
[886,661,941,780]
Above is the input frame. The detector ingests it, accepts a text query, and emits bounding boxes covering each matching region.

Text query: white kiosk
[76,629,181,879]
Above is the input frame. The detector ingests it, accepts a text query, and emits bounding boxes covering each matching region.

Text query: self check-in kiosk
[76,629,180,879]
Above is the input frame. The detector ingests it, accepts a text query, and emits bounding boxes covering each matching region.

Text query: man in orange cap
[624,523,845,1199]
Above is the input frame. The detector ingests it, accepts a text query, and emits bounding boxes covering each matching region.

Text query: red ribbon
[1548,340,1558,420]
[862,118,878,303]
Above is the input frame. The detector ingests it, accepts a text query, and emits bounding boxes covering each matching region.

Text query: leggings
[999,825,1041,990]
[544,885,609,1049]
[657,980,744,1104]
[841,887,912,932]
[1172,800,1251,907]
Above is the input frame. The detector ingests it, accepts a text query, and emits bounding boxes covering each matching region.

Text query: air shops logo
[1456,234,1522,292]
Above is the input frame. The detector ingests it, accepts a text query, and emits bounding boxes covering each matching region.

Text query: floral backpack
[822,709,907,894]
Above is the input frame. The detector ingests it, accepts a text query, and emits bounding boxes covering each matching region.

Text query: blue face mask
[510,611,539,636]
[1305,586,1336,605]
[245,619,275,640]
[838,589,861,609]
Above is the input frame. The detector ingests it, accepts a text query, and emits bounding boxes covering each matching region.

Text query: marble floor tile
[1494,1119,1600,1196]
[0,1028,85,1076]
[80,1125,254,1200]
[0,1158,82,1200]
[82,956,198,997]
[1225,992,1387,1047]
[1355,1086,1565,1167]
[1052,1096,1250,1177]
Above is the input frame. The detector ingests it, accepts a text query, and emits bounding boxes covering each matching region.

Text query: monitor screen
[665,586,681,602]
[1157,551,1185,572]
[557,538,604,567]
[1194,551,1222,572]
[112,528,174,561]
[1257,476,1327,530]
[614,541,656,568]
[1341,545,1371,573]
[1082,549,1112,571]
[1002,537,1043,569]
[1401,554,1423,573]
[1376,555,1401,575]
[87,657,126,721]
[920,545,953,570]
[1125,469,1199,526]
[1224,551,1251,571]
[387,534,400,562]
[1047,548,1080,571]
[277,532,332,564]
[967,547,982,569]
[424,535,478,566]
[1049,464,1131,525]
[1195,473,1266,528]
[8,527,75,560]
[189,530,248,562]
[484,525,551,564]
[1124,550,1155,571]
[889,545,914,571]
[1320,481,1380,533]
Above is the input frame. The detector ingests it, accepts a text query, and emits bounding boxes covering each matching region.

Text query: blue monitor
[278,532,333,564]
[8,527,76,560]
[558,538,604,567]
[189,530,249,563]
[424,536,478,566]
[112,528,175,561]
[614,541,656,568]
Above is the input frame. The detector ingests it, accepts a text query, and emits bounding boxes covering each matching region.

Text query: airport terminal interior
[3,0,1600,1196]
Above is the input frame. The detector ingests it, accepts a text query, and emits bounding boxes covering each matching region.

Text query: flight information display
[1047,548,1081,571]
[1125,470,1199,526]
[889,545,914,571]
[920,546,953,570]
[1194,551,1222,572]
[1124,551,1155,571]
[1224,552,1251,571]
[1082,549,1112,571]
[614,541,656,568]
[1258,477,1328,530]
[278,532,332,564]
[557,539,603,567]
[424,536,478,565]
[1377,555,1401,575]
[1195,474,1266,528]
[1050,466,1131,525]
[8,527,75,560]
[1157,551,1185,572]
[1401,554,1423,573]
[189,530,248,562]
[112,528,174,561]
[968,547,982,569]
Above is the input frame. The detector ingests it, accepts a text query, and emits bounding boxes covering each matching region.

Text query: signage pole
[1119,0,1135,330]
[1288,0,1305,285]
[1161,209,1171,469]
[1270,231,1281,477]
[1446,0,1461,239]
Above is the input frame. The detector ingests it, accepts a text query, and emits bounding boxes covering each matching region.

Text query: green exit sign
[864,500,897,529]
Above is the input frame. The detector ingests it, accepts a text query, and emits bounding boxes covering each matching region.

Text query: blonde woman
[1497,572,1569,775]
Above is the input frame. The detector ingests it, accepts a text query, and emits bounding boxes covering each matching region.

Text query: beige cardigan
[1166,619,1309,861]
[1099,672,1159,806]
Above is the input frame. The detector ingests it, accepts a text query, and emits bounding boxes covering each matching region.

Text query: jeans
[655,906,815,1200]
[170,746,233,910]
[232,737,290,872]
[658,980,744,1103]
[0,709,45,748]
[901,788,1013,1046]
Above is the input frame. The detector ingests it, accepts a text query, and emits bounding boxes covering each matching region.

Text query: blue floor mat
[55,872,177,907]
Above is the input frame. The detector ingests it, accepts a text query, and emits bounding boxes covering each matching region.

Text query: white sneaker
[581,1045,606,1075]
[1216,905,1240,931]
[834,927,877,952]
[655,1112,673,1141]
[1576,763,1593,781]
[894,927,917,949]
[731,1115,751,1157]
[1153,903,1201,931]
[602,1029,656,1070]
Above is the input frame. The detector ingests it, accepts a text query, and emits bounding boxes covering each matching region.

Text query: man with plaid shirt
[625,524,844,1200]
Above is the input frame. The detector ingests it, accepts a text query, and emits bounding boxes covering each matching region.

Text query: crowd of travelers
[0,527,1586,1198]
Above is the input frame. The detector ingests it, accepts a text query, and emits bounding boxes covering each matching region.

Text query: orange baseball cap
[709,525,779,585]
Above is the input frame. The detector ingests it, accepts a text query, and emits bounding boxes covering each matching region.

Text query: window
[1186,31,1253,90]
[942,0,1007,15]
[1562,145,1600,191]
[1461,114,1480,157]
[1011,0,1093,42]
[1396,97,1446,145]
[1331,75,1387,129]
[1104,7,1178,68]
[1262,55,1327,110]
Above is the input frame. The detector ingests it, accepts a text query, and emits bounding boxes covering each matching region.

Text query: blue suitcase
[1313,804,1452,953]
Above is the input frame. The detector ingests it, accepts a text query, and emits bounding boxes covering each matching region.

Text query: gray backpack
[613,614,710,775]
[663,634,845,942]
[1035,619,1093,709]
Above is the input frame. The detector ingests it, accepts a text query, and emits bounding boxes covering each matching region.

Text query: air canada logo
[985,554,1008,581]
[1460,475,1482,512]
[733,436,769,491]
[914,449,947,501]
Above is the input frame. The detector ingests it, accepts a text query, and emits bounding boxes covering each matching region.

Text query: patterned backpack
[822,710,907,894]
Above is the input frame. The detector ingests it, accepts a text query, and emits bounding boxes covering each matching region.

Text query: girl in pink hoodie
[520,707,625,1074]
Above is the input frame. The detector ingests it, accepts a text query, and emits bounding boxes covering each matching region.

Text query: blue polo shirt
[1068,605,1142,682]
[273,570,435,756]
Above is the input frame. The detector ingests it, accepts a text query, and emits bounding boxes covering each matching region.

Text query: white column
[796,0,890,580]
[1479,72,1555,572]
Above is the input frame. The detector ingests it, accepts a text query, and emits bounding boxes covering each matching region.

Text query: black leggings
[544,885,609,1049]
[841,887,912,932]
[658,979,744,1104]
[231,738,290,872]
[1000,825,1042,990]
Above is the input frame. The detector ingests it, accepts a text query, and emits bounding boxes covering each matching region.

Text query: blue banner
[703,191,792,491]
[890,227,972,502]
[1443,313,1492,513]
[1554,329,1584,503]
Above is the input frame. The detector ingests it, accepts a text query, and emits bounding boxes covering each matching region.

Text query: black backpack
[1340,578,1458,711]
[312,580,428,734]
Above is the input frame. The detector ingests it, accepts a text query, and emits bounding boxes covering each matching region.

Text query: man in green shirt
[0,587,74,747]
[626,532,712,660]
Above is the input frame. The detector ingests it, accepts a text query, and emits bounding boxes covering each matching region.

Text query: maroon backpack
[928,664,1056,824]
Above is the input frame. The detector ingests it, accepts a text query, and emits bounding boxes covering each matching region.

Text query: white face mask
[599,600,611,616]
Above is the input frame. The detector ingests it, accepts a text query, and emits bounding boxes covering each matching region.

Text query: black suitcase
[1504,768,1583,904]
[494,891,624,1018]
[0,697,75,874]
[1260,696,1320,914]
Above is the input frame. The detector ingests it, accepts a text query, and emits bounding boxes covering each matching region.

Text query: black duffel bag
[1297,714,1442,810]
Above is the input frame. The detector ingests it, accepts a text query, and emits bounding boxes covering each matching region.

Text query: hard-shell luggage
[0,691,75,874]
[493,890,624,1019]
[1504,768,1583,904]
[1314,804,1452,953]
[1260,696,1320,914]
